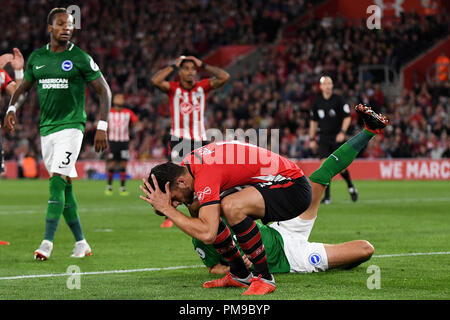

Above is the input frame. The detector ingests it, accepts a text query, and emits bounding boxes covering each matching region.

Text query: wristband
[97,120,108,131]
[201,62,207,69]
[6,105,17,114]
[14,69,24,80]
[171,64,178,71]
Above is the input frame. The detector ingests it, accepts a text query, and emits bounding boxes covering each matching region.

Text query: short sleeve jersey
[167,79,211,141]
[24,42,102,136]
[0,69,12,94]
[310,94,350,136]
[181,141,305,208]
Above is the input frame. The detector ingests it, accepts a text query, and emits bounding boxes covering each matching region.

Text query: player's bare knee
[220,197,245,225]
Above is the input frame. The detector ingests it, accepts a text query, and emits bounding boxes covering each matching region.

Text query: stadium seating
[0,0,448,162]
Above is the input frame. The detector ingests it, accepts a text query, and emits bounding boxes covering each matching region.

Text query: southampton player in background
[151,55,230,228]
[309,76,357,204]
[0,48,24,176]
[105,93,137,196]
[3,8,111,260]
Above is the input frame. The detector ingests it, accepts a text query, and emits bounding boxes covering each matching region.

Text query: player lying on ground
[193,107,387,273]
[3,8,111,260]
[140,104,387,295]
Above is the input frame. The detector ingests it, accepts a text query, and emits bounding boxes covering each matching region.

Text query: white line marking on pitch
[372,251,450,258]
[0,252,449,281]
[0,265,204,280]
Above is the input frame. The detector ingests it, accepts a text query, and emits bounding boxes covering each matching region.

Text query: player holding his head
[3,8,111,260]
[193,105,387,276]
[140,123,314,295]
[105,93,137,196]
[309,76,357,204]
[141,104,387,295]
[0,48,24,175]
[151,55,230,228]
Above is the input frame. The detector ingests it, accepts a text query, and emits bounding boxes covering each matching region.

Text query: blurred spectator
[21,150,38,179]
[436,52,449,82]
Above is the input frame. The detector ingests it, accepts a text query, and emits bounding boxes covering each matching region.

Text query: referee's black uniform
[309,93,358,203]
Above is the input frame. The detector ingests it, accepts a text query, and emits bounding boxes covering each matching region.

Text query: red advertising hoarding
[3,159,449,181]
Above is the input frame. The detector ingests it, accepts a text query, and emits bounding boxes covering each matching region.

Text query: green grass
[0,179,449,300]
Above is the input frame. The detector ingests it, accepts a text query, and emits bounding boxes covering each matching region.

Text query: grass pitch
[0,179,449,300]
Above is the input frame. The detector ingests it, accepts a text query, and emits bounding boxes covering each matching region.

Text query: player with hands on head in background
[151,54,230,228]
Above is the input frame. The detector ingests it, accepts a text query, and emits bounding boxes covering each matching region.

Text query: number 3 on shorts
[62,151,73,166]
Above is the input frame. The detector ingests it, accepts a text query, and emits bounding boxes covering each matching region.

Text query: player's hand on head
[0,53,13,69]
[139,175,172,213]
[175,56,185,67]
[94,129,108,152]
[11,48,24,70]
[186,56,202,67]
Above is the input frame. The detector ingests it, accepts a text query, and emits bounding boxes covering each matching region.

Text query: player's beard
[56,37,70,46]
[52,32,71,47]
[183,189,195,205]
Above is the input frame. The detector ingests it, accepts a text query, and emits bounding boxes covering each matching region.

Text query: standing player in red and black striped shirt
[105,93,137,196]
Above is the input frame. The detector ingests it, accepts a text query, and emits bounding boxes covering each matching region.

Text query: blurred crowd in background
[1,0,449,165]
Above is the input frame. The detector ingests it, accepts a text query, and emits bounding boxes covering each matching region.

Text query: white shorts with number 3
[41,128,83,178]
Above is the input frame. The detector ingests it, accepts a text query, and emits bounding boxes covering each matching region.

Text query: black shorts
[107,141,130,161]
[318,135,344,159]
[170,137,210,162]
[255,175,312,225]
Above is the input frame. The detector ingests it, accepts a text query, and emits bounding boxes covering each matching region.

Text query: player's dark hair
[47,7,67,25]
[147,162,186,192]
[180,59,195,68]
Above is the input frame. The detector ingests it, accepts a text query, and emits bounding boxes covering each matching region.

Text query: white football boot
[34,240,53,261]
[71,239,92,258]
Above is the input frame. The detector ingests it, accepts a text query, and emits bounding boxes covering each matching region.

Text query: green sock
[309,129,375,186]
[63,183,85,241]
[44,176,67,242]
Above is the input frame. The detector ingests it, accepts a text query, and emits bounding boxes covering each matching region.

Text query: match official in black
[309,76,358,204]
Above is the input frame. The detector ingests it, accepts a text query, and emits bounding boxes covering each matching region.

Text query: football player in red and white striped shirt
[0,48,24,176]
[152,55,229,228]
[105,93,138,196]
[151,55,230,162]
